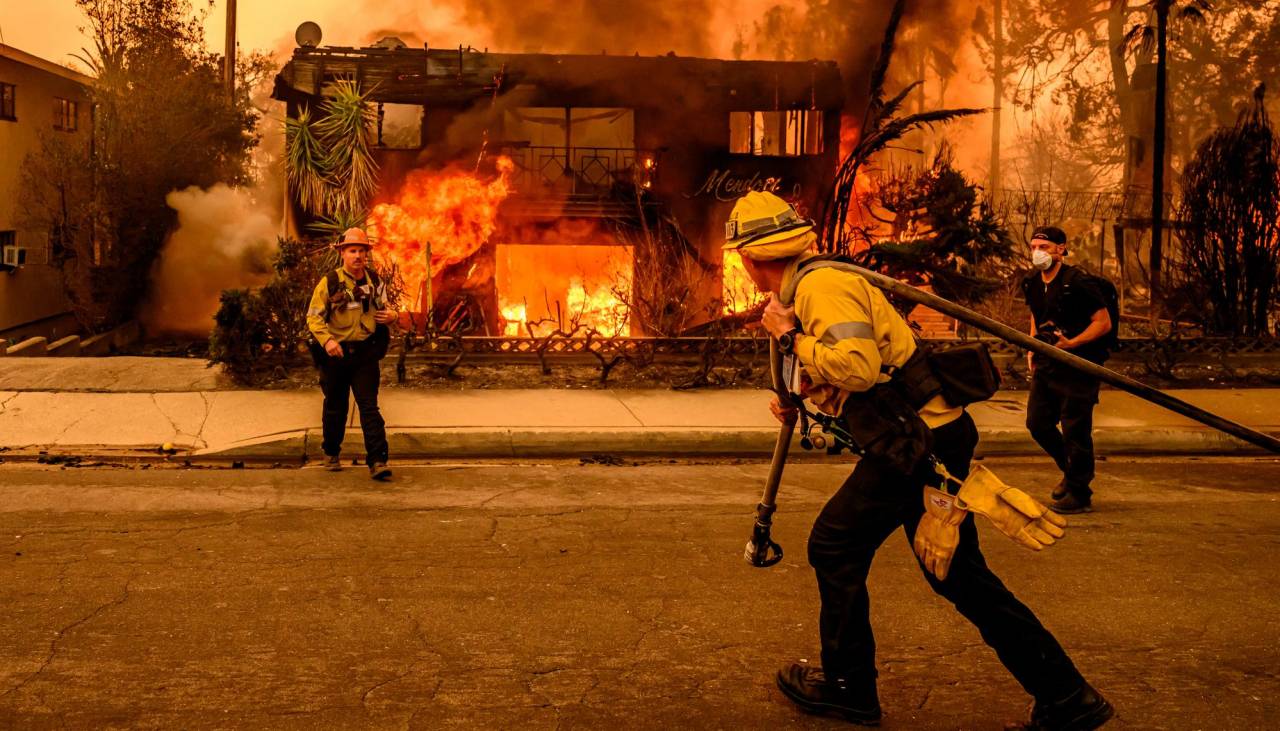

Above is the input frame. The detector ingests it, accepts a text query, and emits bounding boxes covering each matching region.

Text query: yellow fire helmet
[723,191,816,261]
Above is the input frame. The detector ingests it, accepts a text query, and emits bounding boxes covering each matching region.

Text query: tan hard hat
[723,191,816,261]
[334,227,374,249]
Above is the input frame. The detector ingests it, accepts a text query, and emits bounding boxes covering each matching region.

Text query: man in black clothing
[1021,226,1113,514]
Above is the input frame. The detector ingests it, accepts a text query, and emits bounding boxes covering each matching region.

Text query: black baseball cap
[1031,226,1067,245]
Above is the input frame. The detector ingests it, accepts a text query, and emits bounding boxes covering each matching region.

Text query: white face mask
[1031,249,1055,271]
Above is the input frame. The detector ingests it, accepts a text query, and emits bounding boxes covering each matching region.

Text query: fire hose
[848,264,1280,454]
[745,265,1280,568]
[743,339,793,568]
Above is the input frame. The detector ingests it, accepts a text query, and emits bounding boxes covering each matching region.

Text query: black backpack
[1063,267,1120,352]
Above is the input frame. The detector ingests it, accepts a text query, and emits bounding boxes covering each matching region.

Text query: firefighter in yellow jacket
[727,191,1112,730]
[307,227,396,480]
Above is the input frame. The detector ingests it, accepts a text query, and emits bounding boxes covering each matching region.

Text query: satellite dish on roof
[295,21,323,48]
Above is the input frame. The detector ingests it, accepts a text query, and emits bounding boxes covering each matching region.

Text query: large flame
[367,157,515,308]
[496,242,632,337]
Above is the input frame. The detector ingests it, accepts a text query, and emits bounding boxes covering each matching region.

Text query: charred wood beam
[276,49,843,108]
[678,303,767,337]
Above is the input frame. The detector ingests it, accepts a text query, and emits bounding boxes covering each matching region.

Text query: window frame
[53,97,78,132]
[0,83,16,121]
[729,109,824,157]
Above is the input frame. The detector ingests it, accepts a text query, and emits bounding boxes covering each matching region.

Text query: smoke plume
[142,185,278,335]
[457,0,720,56]
[294,0,747,60]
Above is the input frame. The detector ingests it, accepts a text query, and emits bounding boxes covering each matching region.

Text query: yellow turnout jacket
[780,254,962,429]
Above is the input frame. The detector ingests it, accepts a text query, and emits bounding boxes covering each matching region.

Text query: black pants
[1025,371,1099,501]
[318,341,388,466]
[807,412,1085,702]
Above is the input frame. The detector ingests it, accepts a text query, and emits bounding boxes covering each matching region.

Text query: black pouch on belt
[889,347,943,408]
[925,342,1001,406]
[370,323,391,361]
[840,382,935,475]
[308,339,328,369]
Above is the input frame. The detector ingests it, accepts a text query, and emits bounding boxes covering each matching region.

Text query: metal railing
[498,144,656,196]
[398,334,1280,366]
[987,188,1178,224]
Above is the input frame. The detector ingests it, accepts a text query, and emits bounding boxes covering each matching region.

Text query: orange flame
[500,302,528,336]
[368,157,516,308]
[496,242,632,337]
[565,275,630,337]
[839,117,859,163]
[721,250,767,315]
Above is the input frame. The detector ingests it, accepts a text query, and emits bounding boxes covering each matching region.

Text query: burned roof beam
[273,47,843,111]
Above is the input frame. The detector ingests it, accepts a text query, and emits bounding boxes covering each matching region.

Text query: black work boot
[1007,682,1115,730]
[1051,492,1092,514]
[776,662,881,725]
[1050,478,1067,501]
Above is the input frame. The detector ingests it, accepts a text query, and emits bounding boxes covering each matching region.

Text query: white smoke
[142,184,279,335]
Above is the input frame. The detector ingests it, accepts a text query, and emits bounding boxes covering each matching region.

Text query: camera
[1034,322,1061,345]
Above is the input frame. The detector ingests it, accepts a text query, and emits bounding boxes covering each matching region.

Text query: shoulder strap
[1060,264,1094,289]
[778,254,858,306]
[780,255,922,374]
[323,269,342,322]
[1021,271,1038,294]
[1061,265,1107,297]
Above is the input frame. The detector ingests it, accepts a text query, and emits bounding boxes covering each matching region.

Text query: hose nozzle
[745,520,784,567]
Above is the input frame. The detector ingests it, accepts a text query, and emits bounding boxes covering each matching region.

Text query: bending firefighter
[307,227,396,481]
[726,192,1113,729]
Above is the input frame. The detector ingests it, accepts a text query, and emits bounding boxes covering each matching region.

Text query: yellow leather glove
[955,465,1068,550]
[913,487,967,581]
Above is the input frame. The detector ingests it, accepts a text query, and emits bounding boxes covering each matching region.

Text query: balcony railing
[498,144,657,197]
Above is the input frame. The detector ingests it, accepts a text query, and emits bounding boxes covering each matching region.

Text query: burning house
[273,32,843,336]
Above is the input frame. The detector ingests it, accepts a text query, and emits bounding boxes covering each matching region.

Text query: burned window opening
[377,102,423,149]
[729,110,823,157]
[496,242,633,337]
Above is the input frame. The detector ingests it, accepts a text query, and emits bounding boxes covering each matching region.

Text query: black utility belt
[825,342,1000,474]
[309,324,391,368]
